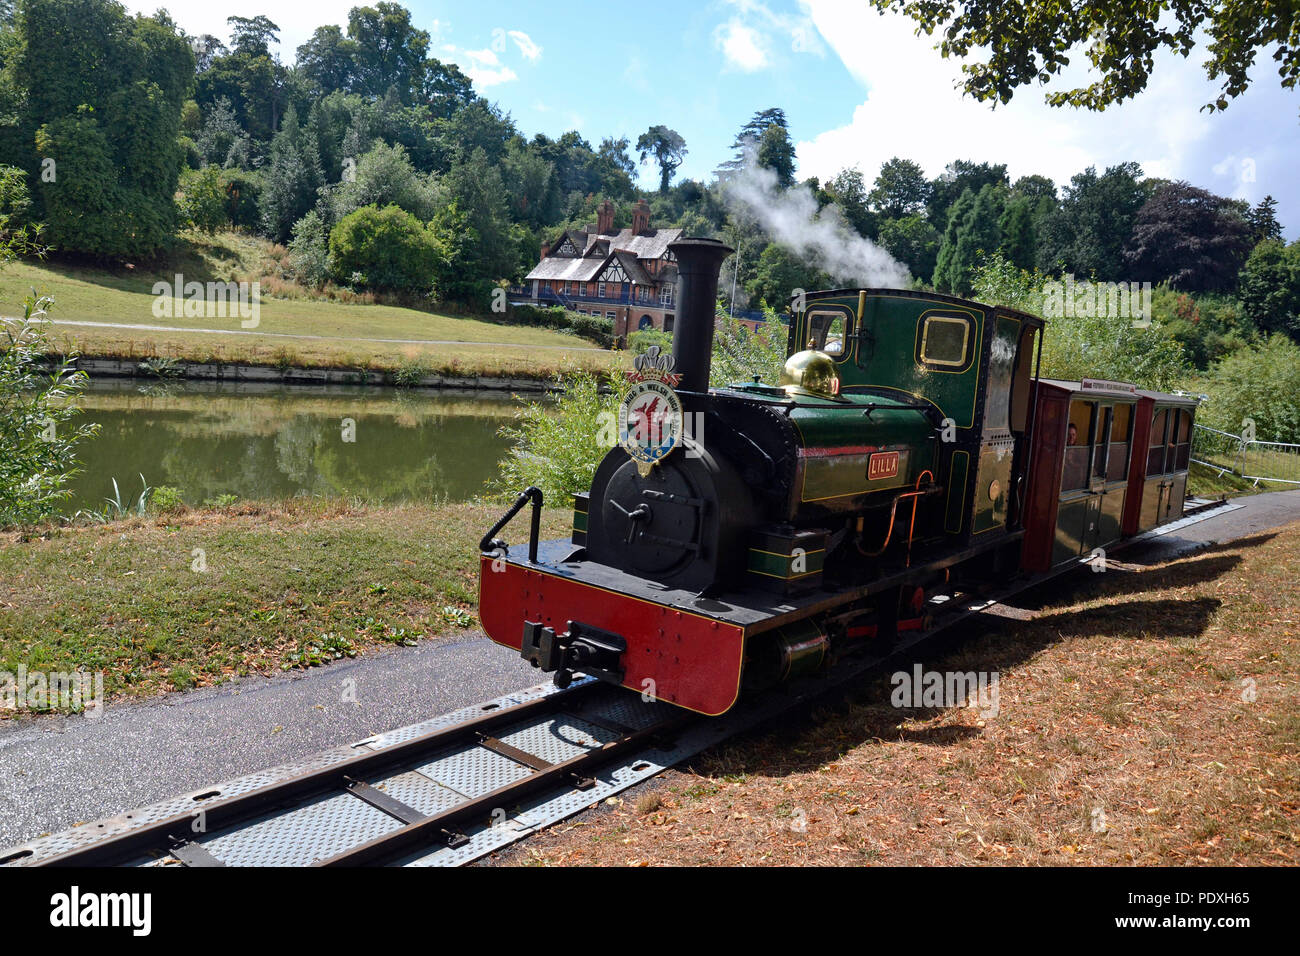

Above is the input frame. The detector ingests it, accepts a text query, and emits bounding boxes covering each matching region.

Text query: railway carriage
[479,238,1199,715]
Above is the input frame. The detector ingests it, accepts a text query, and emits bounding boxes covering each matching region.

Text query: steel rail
[28,681,609,867]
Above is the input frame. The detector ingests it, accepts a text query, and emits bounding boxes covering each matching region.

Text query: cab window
[1063,400,1095,490]
[918,314,971,369]
[808,310,847,357]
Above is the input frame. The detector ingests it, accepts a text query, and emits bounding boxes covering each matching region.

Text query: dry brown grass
[493,522,1300,867]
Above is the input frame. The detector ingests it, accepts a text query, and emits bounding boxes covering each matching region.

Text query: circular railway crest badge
[618,347,683,476]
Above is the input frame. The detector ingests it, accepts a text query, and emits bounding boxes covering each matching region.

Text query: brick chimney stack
[631,199,650,234]
[540,240,551,258]
[597,199,615,234]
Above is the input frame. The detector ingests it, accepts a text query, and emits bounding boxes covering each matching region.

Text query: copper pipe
[856,473,938,559]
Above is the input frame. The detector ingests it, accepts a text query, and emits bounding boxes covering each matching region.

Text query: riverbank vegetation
[493,520,1300,866]
[0,499,571,707]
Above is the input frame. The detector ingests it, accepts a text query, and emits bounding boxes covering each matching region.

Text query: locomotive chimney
[669,237,733,395]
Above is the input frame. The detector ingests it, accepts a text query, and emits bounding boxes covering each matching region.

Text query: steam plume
[722,156,911,288]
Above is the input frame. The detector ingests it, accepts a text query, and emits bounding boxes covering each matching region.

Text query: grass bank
[495,521,1300,866]
[0,500,569,709]
[1,234,620,379]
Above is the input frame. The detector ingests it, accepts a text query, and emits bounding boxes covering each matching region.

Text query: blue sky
[136,0,1300,238]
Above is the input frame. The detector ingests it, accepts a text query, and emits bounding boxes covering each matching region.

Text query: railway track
[1,497,1241,868]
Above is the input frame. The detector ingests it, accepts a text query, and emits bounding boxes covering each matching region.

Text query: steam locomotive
[478,238,1198,715]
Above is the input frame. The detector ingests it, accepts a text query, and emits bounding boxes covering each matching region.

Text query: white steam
[722,157,911,288]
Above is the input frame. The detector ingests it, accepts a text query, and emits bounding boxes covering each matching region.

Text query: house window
[659,285,674,306]
[597,281,606,298]
[605,311,616,320]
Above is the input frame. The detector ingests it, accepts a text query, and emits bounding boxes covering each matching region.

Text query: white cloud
[714,0,826,72]
[797,1,1299,237]
[715,20,770,72]
[443,44,518,87]
[508,30,543,63]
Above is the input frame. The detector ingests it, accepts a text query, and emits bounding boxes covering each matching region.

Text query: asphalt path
[1,489,1296,849]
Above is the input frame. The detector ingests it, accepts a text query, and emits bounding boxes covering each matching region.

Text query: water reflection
[65,379,531,510]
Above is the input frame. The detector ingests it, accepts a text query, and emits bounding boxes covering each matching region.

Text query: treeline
[0,0,1296,366]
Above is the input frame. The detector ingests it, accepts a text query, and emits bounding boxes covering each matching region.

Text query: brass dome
[780,349,840,398]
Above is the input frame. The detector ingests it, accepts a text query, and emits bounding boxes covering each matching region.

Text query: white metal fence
[1192,424,1300,486]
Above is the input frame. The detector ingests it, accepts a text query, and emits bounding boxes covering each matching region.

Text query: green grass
[0,231,620,378]
[0,500,571,707]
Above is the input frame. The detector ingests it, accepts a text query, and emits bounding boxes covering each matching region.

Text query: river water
[64,379,530,513]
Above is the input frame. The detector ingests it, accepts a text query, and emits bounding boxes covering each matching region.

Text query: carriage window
[808,311,848,357]
[1063,400,1096,490]
[1173,408,1192,470]
[1106,402,1133,482]
[919,315,970,368]
[1146,408,1169,476]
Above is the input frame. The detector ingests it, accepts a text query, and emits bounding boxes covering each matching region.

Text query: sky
[130,0,1300,238]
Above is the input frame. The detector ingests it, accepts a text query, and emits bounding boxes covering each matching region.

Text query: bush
[494,370,625,504]
[0,298,100,526]
[710,307,788,386]
[150,486,186,512]
[972,255,1189,391]
[328,204,439,293]
[629,327,673,356]
[1199,335,1300,443]
[288,210,331,288]
[179,165,230,233]
[506,303,614,348]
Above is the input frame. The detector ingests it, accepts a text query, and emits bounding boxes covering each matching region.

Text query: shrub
[1199,335,1300,443]
[506,303,614,348]
[150,486,186,512]
[288,210,331,288]
[179,165,230,233]
[328,204,439,293]
[0,298,100,526]
[494,369,625,504]
[710,307,788,386]
[629,327,673,356]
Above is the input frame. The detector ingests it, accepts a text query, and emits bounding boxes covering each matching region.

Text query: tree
[297,25,358,96]
[1247,196,1284,244]
[328,141,437,223]
[328,203,439,291]
[1125,181,1254,292]
[347,2,430,104]
[227,15,279,56]
[864,2,1300,117]
[6,0,193,258]
[747,243,829,309]
[636,125,687,193]
[719,107,789,176]
[826,168,875,239]
[926,159,1007,229]
[195,96,243,166]
[440,146,522,280]
[998,196,1036,270]
[1036,162,1147,279]
[933,185,1003,294]
[756,123,796,188]
[878,214,940,281]
[1237,240,1300,341]
[1202,335,1300,443]
[870,157,931,218]
[259,105,323,243]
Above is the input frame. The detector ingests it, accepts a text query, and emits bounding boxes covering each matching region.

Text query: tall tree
[870,157,931,218]
[1247,195,1284,244]
[719,107,788,176]
[8,0,194,258]
[864,1,1300,117]
[636,125,687,193]
[259,104,323,243]
[926,159,1008,229]
[933,185,1003,294]
[347,2,430,105]
[756,123,796,188]
[1125,181,1254,291]
[826,168,876,239]
[297,25,358,96]
[1036,162,1147,279]
[1237,240,1300,341]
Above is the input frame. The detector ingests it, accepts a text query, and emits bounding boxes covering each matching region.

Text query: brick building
[515,199,683,343]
